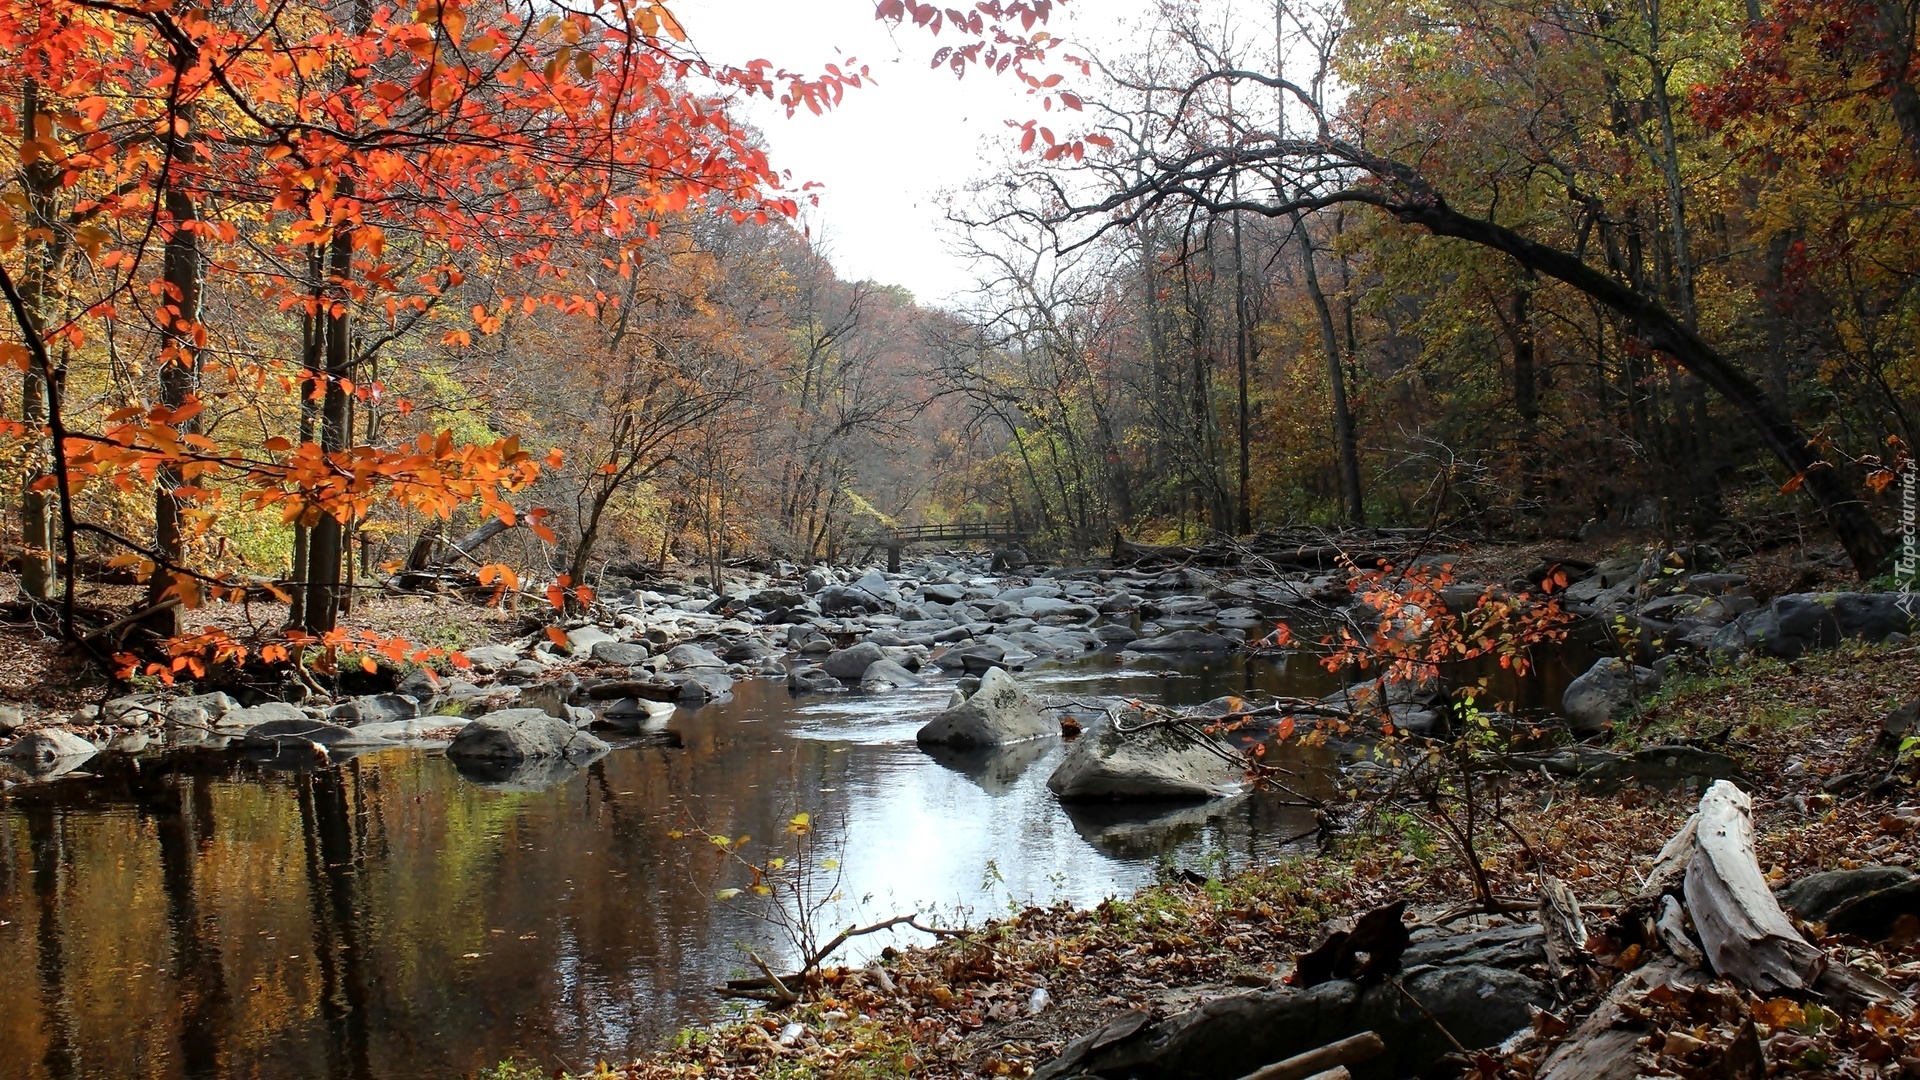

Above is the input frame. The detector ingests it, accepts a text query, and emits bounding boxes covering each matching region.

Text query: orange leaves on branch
[526,506,557,544]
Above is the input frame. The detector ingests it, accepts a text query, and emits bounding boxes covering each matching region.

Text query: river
[0,644,1593,1079]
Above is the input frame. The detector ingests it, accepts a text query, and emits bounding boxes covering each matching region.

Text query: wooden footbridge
[868,522,1029,571]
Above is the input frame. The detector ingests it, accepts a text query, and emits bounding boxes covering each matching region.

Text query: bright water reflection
[0,646,1588,1079]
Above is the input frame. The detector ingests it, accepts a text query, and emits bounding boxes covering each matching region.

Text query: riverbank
[546,640,1920,1080]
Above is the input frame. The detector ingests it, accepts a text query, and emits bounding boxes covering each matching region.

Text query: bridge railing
[856,522,1030,570]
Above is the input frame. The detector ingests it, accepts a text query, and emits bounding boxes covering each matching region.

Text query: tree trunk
[1294,210,1364,525]
[17,80,61,601]
[145,127,201,640]
[301,186,353,634]
[1233,206,1253,536]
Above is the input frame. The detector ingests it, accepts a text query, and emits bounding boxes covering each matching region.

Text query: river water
[0,645,1592,1079]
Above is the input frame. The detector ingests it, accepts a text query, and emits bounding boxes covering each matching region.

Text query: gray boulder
[1048,712,1244,801]
[1033,925,1550,1080]
[446,709,609,762]
[1711,591,1917,658]
[565,625,618,655]
[242,718,362,748]
[859,659,925,692]
[106,691,236,728]
[217,702,310,732]
[0,704,21,735]
[1013,596,1099,622]
[786,665,843,694]
[664,643,726,670]
[590,641,651,666]
[823,641,887,680]
[350,718,465,744]
[817,584,879,615]
[1561,656,1661,734]
[327,693,419,725]
[666,670,733,703]
[3,728,98,766]
[916,667,1054,748]
[1779,866,1914,923]
[460,643,521,671]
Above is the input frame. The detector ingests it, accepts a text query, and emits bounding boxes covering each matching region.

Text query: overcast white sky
[675,1,1146,308]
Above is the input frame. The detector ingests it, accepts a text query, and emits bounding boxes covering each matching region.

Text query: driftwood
[1684,781,1828,996]
[1233,1032,1385,1080]
[1536,875,1589,987]
[1658,781,1912,1014]
[1654,894,1705,970]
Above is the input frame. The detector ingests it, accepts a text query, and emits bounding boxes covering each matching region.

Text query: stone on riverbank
[2,728,98,767]
[590,641,651,666]
[1032,924,1551,1080]
[460,644,522,671]
[446,709,609,762]
[1710,591,1917,659]
[916,667,1052,748]
[1561,656,1661,734]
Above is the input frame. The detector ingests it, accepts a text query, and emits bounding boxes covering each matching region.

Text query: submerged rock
[1125,629,1236,654]
[1048,711,1244,801]
[916,667,1053,748]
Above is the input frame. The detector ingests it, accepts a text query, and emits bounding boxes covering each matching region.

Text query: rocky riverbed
[3,545,1914,798]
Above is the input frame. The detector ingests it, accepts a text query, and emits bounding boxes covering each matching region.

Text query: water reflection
[0,646,1589,1079]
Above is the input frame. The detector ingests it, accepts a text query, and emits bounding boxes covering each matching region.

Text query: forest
[2,0,1914,666]
[2,0,1919,1078]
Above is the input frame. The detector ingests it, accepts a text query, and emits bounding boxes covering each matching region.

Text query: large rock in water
[1048,711,1244,801]
[446,709,609,762]
[1561,656,1661,734]
[1032,924,1552,1080]
[823,641,886,680]
[1710,591,1917,658]
[916,667,1053,748]
[242,718,362,747]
